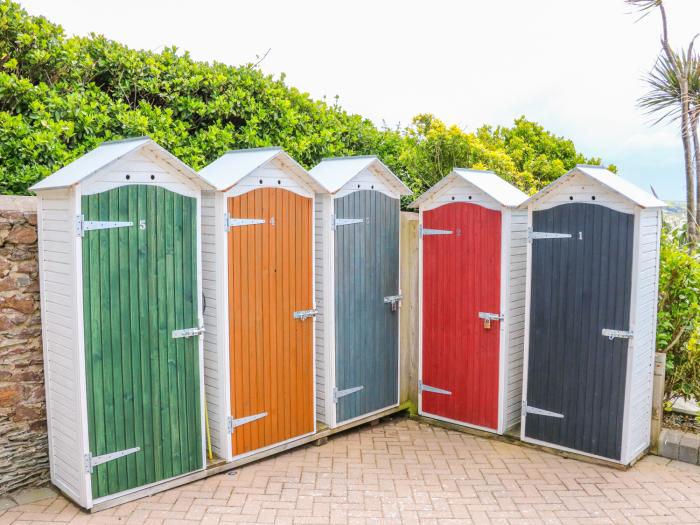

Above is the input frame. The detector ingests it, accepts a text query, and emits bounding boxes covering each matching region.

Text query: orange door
[227,188,314,456]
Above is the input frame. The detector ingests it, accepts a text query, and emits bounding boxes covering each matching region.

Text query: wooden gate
[524,203,634,460]
[334,190,400,424]
[82,185,202,500]
[227,188,314,456]
[420,202,502,430]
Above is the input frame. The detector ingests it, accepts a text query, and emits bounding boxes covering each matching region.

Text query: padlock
[391,301,398,313]
[483,318,491,329]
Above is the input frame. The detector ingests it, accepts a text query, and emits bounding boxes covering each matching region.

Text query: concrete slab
[678,432,700,465]
[0,497,16,512]
[11,486,57,505]
[659,427,682,460]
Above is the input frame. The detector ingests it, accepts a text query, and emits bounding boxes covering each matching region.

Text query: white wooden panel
[80,149,199,198]
[37,189,88,506]
[223,160,314,199]
[419,176,502,212]
[624,208,661,461]
[334,166,400,200]
[314,194,330,425]
[505,209,528,429]
[200,191,228,460]
[533,171,635,214]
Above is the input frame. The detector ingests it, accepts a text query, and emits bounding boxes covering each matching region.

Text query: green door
[81,185,202,500]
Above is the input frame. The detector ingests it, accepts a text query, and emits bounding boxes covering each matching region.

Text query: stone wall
[0,196,48,495]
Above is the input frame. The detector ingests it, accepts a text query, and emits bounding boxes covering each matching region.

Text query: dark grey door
[525,203,634,460]
[334,190,400,424]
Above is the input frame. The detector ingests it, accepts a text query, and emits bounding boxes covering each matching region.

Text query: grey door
[525,203,634,460]
[334,190,400,424]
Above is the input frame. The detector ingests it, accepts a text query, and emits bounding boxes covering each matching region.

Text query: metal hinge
[419,225,453,238]
[528,228,573,243]
[419,380,451,396]
[226,412,268,434]
[225,213,266,231]
[333,386,363,403]
[333,215,365,229]
[602,328,634,340]
[171,326,205,339]
[523,402,564,419]
[293,308,318,320]
[85,447,140,474]
[76,214,133,237]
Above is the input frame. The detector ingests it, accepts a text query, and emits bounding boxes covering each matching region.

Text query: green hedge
[0,0,601,197]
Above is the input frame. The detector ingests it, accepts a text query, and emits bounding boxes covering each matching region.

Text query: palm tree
[639,48,700,240]
[627,0,699,245]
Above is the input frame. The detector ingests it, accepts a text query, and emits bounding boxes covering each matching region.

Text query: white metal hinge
[524,403,564,419]
[76,214,133,237]
[225,213,266,231]
[333,386,364,403]
[602,328,634,340]
[419,225,453,238]
[85,447,140,474]
[419,380,452,396]
[171,326,205,339]
[528,228,573,243]
[293,308,318,320]
[226,412,268,434]
[332,215,365,229]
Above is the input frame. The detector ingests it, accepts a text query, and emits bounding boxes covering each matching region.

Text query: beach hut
[521,165,665,464]
[409,169,528,433]
[31,137,212,509]
[199,147,325,462]
[310,156,412,428]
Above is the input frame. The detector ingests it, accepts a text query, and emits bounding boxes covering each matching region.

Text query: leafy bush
[0,0,600,197]
[657,224,700,400]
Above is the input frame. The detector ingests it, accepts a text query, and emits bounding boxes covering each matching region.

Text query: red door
[421,202,502,430]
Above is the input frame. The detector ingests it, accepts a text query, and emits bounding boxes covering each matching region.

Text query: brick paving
[2,417,700,524]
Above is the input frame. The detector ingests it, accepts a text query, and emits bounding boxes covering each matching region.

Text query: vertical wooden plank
[172,192,186,473]
[137,186,155,484]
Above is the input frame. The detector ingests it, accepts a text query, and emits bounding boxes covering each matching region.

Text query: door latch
[384,295,402,312]
[478,312,503,329]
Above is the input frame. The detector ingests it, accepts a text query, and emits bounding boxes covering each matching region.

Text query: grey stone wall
[0,196,48,495]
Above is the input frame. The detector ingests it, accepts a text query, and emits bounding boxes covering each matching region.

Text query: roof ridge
[99,136,151,146]
[224,146,283,154]
[320,155,378,161]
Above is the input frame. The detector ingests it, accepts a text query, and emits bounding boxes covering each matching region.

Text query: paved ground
[2,417,700,524]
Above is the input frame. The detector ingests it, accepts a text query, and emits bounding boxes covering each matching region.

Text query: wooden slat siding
[334,190,400,423]
[227,188,314,457]
[625,208,661,459]
[39,190,85,502]
[421,203,501,429]
[525,203,634,460]
[313,195,327,424]
[82,149,198,199]
[83,185,202,499]
[200,191,223,457]
[505,209,528,429]
[534,171,636,214]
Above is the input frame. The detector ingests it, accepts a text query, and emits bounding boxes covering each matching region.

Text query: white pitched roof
[309,156,412,196]
[409,168,528,209]
[525,165,666,209]
[198,147,324,193]
[30,137,211,192]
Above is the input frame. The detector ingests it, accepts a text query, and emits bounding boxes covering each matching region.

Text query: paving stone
[4,419,700,524]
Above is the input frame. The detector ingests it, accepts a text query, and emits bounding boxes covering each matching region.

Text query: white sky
[18,0,700,199]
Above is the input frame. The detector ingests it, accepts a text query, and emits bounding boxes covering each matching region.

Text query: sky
[17,0,700,200]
